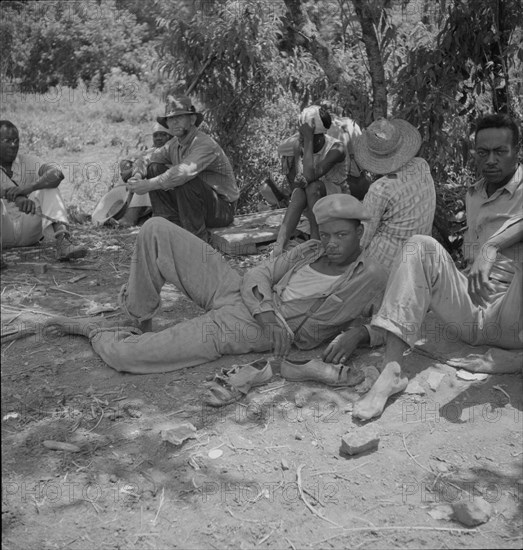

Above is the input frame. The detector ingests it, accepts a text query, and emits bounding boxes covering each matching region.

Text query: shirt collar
[471,164,522,197]
[177,125,198,147]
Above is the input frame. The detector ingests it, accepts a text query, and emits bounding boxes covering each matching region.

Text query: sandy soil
[1,219,522,550]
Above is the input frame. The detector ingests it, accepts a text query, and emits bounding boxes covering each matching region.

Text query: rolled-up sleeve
[150,139,219,190]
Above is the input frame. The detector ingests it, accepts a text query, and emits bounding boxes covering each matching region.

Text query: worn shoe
[204,359,273,407]
[281,358,365,387]
[55,235,88,261]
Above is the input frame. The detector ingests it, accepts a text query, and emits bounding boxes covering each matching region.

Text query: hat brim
[353,120,421,174]
[92,186,132,226]
[157,112,203,128]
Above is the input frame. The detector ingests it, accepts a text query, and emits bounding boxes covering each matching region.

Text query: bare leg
[274,188,307,255]
[352,332,409,420]
[304,181,325,241]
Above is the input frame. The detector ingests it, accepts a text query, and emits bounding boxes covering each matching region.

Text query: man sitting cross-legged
[350,113,523,421]
[46,195,388,397]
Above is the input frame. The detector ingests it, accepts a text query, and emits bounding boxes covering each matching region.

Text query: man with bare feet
[350,114,522,420]
[46,194,388,377]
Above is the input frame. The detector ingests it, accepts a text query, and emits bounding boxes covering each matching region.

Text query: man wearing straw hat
[353,118,436,273]
[0,120,87,261]
[322,118,436,364]
[126,96,239,242]
[352,113,522,421]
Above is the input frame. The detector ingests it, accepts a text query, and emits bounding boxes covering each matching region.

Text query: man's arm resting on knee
[468,216,523,307]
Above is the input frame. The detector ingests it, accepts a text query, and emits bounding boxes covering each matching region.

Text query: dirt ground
[1,224,522,550]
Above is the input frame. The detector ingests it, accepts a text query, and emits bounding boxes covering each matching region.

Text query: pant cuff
[118,283,161,323]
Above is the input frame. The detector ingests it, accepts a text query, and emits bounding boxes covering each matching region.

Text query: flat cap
[312,194,371,224]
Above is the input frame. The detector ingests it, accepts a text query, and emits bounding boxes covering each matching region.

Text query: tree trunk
[351,0,388,119]
[282,0,365,117]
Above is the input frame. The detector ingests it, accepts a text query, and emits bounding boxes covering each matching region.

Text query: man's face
[0,126,20,164]
[475,127,518,185]
[152,131,172,148]
[318,218,363,266]
[166,114,195,138]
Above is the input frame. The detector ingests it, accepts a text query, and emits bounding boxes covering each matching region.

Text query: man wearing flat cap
[47,194,388,392]
[127,96,239,242]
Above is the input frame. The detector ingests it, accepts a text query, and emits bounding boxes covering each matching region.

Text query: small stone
[426,371,445,391]
[160,422,197,446]
[340,427,380,456]
[281,458,289,471]
[452,497,492,527]
[109,474,118,483]
[295,433,304,440]
[405,380,426,395]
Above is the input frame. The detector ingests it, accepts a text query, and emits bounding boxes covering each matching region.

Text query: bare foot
[352,361,408,421]
[45,316,135,338]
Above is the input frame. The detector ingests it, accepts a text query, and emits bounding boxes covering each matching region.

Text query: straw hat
[157,95,203,127]
[313,194,371,224]
[353,118,421,174]
[92,186,132,226]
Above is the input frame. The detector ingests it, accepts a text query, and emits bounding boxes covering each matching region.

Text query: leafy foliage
[1,0,150,92]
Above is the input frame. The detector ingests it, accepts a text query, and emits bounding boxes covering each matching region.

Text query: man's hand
[254,311,293,358]
[323,327,369,364]
[293,172,308,189]
[5,187,26,202]
[126,175,149,195]
[468,243,497,308]
[14,196,36,215]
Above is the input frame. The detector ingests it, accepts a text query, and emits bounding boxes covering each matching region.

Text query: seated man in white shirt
[0,120,87,261]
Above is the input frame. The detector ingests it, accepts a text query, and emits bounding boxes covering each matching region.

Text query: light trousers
[90,218,272,373]
[372,235,523,349]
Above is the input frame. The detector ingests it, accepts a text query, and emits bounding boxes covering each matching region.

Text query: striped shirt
[361,157,436,272]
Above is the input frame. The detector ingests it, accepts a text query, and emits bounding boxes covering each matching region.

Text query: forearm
[301,139,315,182]
[29,168,64,193]
[485,217,523,251]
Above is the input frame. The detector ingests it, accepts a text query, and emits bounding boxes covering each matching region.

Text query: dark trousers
[147,163,235,241]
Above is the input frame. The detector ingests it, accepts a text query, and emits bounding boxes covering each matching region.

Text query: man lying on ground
[126,96,239,243]
[0,120,87,261]
[347,113,522,421]
[46,195,388,402]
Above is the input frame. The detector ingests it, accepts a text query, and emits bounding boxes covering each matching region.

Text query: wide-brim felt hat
[313,194,371,224]
[92,186,132,226]
[157,95,203,127]
[353,118,421,174]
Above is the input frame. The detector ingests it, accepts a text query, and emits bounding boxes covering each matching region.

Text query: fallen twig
[151,487,165,526]
[492,385,511,405]
[1,324,37,343]
[49,287,89,300]
[296,464,341,528]
[226,507,262,523]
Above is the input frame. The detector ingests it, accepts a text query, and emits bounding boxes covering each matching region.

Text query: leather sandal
[203,359,273,407]
[281,358,365,387]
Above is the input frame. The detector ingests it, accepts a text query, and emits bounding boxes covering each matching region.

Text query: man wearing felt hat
[352,118,436,273]
[46,194,389,393]
[126,95,239,242]
[92,122,174,227]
